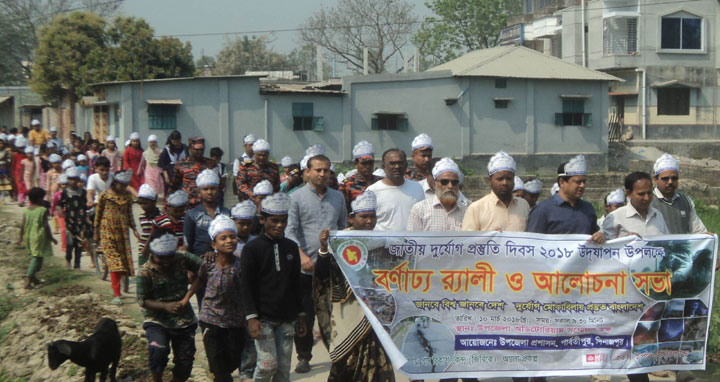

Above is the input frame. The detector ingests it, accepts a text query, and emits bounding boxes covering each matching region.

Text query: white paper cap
[253,179,273,196]
[209,214,237,240]
[196,169,220,188]
[432,157,463,183]
[232,200,256,219]
[524,179,543,194]
[166,190,189,207]
[487,151,516,175]
[411,133,433,151]
[149,233,178,256]
[653,153,679,176]
[261,192,290,215]
[252,139,270,152]
[512,176,524,191]
[138,184,158,200]
[606,188,626,205]
[351,190,377,214]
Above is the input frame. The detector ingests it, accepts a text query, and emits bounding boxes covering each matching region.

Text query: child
[0,135,12,203]
[145,190,188,259]
[123,132,144,190]
[143,135,164,200]
[86,156,113,207]
[94,170,140,304]
[239,192,307,382]
[45,153,62,203]
[315,191,395,381]
[51,174,68,252]
[279,156,294,184]
[76,154,89,178]
[184,170,230,257]
[85,139,100,172]
[137,184,161,267]
[58,167,90,270]
[21,146,37,197]
[101,136,120,173]
[248,179,273,236]
[136,228,202,382]
[17,187,57,289]
[182,215,244,382]
[209,147,227,206]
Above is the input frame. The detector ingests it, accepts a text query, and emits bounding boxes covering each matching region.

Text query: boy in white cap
[339,140,382,210]
[597,188,625,227]
[76,154,89,179]
[279,156,294,183]
[407,133,433,181]
[143,190,189,260]
[235,138,280,203]
[240,193,307,382]
[185,169,231,261]
[136,228,203,382]
[231,200,258,256]
[512,176,525,198]
[523,179,543,209]
[408,157,467,231]
[462,151,529,232]
[137,184,161,267]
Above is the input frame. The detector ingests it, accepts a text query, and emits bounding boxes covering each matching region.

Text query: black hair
[624,171,652,192]
[381,148,406,163]
[9,127,17,134]
[148,227,175,243]
[28,187,46,205]
[94,156,110,168]
[556,162,570,184]
[210,147,224,158]
[307,154,331,170]
[166,130,182,146]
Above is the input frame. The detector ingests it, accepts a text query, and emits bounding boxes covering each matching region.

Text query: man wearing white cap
[527,155,604,245]
[48,127,63,150]
[235,138,280,203]
[240,192,307,382]
[523,179,543,209]
[232,133,257,177]
[185,169,231,261]
[406,133,433,181]
[597,188,626,227]
[28,119,50,146]
[286,153,347,373]
[170,137,212,209]
[462,151,530,231]
[367,148,425,231]
[408,158,467,231]
[339,140,382,210]
[651,153,709,235]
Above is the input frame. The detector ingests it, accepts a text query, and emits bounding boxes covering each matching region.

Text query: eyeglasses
[660,176,678,182]
[438,179,460,186]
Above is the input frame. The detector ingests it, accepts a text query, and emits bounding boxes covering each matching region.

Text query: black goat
[48,317,122,382]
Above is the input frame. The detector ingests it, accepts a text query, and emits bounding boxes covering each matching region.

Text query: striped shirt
[407,195,467,231]
[152,214,185,247]
[138,208,161,253]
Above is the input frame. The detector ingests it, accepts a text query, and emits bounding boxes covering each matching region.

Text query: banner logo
[338,239,368,270]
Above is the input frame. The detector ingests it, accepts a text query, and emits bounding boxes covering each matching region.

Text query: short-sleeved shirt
[29,129,51,146]
[136,251,203,329]
[527,193,599,235]
[367,179,425,231]
[461,192,529,232]
[152,214,185,247]
[87,173,112,203]
[198,256,244,328]
[171,157,212,209]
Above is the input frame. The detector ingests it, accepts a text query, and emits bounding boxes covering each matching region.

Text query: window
[371,113,408,131]
[661,14,701,50]
[494,100,509,109]
[148,105,177,130]
[292,103,324,131]
[495,78,507,88]
[555,99,592,126]
[657,88,690,115]
[603,17,638,55]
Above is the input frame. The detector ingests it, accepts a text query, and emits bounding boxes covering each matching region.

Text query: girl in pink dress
[101,136,120,172]
[142,135,164,199]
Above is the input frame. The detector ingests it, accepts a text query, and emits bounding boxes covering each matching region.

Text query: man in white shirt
[602,171,669,240]
[367,149,424,231]
[407,158,467,231]
[86,156,113,206]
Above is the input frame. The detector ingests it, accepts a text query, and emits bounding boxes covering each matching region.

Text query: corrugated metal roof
[428,46,620,82]
[146,99,183,105]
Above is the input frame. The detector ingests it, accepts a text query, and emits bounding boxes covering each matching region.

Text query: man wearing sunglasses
[407,158,467,231]
[651,153,708,235]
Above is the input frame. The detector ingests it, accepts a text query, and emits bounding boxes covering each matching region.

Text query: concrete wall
[0,87,46,129]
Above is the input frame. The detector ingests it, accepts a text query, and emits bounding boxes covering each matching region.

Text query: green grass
[0,296,16,323]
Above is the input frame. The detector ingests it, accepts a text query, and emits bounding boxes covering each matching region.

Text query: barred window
[603,17,638,55]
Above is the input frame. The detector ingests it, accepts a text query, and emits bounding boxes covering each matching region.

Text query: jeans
[143,322,197,381]
[294,274,314,361]
[200,322,244,382]
[253,320,295,382]
[238,326,257,379]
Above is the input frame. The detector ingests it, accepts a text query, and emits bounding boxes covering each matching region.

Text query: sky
[119,0,433,61]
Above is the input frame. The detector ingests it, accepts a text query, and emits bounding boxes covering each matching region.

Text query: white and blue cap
[513,176,524,192]
[106,135,115,142]
[373,168,385,178]
[232,200,256,220]
[129,132,141,141]
[261,192,290,215]
[524,179,543,195]
[24,146,34,154]
[196,169,220,188]
[149,233,178,256]
[653,153,679,176]
[209,214,237,240]
[58,174,68,184]
[253,179,273,196]
[411,133,433,151]
[487,151,516,175]
[559,155,587,176]
[114,170,132,184]
[432,157,463,183]
[49,126,58,132]
[252,139,270,152]
[243,134,257,144]
[167,190,189,207]
[65,166,80,179]
[76,154,87,162]
[49,153,62,163]
[138,184,158,200]
[305,144,325,157]
[606,188,626,206]
[62,159,75,170]
[551,182,560,195]
[300,155,311,171]
[351,190,377,214]
[281,156,294,168]
[352,140,375,159]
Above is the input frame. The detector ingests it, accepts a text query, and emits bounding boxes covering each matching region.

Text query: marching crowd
[8,119,710,382]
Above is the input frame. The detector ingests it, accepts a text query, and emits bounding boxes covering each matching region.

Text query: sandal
[110,298,123,305]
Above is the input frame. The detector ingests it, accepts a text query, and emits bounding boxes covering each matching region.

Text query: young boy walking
[240,192,307,382]
[17,187,57,289]
[137,184,161,267]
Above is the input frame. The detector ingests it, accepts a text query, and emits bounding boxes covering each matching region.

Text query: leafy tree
[414,0,522,67]
[0,0,120,84]
[286,44,332,80]
[214,35,289,75]
[298,0,418,74]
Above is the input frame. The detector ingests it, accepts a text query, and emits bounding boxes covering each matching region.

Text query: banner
[328,231,717,379]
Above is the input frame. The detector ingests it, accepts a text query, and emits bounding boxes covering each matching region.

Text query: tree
[298,0,418,74]
[214,35,289,75]
[413,0,522,67]
[286,44,332,81]
[0,0,120,84]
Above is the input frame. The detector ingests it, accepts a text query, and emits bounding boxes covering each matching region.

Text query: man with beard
[408,158,466,231]
[367,149,424,231]
[461,151,529,231]
[406,133,433,181]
